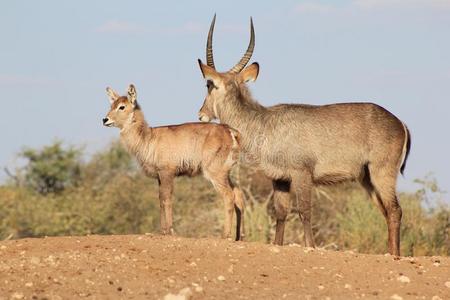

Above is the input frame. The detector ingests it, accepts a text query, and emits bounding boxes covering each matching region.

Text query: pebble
[344,284,352,289]
[178,287,193,298]
[45,255,57,266]
[401,257,417,263]
[445,281,450,288]
[163,287,193,300]
[397,275,410,283]
[390,294,403,300]
[217,275,226,281]
[10,293,24,300]
[228,265,234,274]
[432,296,442,300]
[30,257,41,265]
[318,285,324,290]
[163,293,184,300]
[303,247,314,253]
[0,245,6,250]
[269,246,280,253]
[25,282,33,288]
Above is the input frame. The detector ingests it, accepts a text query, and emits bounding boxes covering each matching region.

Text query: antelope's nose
[198,113,210,123]
[102,118,109,125]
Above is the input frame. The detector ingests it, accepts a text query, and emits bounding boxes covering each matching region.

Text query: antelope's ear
[106,87,120,104]
[127,84,137,106]
[238,62,259,83]
[198,59,221,84]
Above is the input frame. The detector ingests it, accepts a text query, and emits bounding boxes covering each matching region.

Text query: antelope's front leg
[158,172,175,235]
[215,183,235,239]
[223,193,235,240]
[273,179,291,246]
[159,195,167,234]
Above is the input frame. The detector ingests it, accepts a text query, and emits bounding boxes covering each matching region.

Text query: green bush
[0,141,448,256]
[19,141,82,194]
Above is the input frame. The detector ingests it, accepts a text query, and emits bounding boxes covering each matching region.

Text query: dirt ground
[0,235,449,300]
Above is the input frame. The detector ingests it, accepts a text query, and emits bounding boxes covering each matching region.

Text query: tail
[400,123,411,175]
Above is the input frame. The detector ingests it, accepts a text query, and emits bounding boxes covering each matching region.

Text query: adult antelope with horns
[197,15,411,256]
[103,84,245,241]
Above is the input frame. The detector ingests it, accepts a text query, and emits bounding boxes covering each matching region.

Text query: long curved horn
[229,17,255,74]
[206,14,216,69]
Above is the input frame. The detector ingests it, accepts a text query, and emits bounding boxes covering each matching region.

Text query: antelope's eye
[119,105,125,110]
[206,80,215,91]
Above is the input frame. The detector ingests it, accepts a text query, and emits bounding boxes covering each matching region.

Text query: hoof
[222,234,232,240]
[161,228,175,236]
[273,240,284,246]
[235,235,245,242]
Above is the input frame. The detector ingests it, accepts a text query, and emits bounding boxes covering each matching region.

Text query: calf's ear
[127,84,137,106]
[106,87,120,104]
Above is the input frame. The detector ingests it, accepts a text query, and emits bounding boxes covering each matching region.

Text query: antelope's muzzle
[198,113,210,123]
[103,117,113,127]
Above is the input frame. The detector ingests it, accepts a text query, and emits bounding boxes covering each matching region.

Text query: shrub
[0,141,448,256]
[19,141,82,194]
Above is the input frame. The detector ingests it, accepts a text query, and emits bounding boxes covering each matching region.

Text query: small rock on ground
[163,287,193,300]
[397,275,410,283]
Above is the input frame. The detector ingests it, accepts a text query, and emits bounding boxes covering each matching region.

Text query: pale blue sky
[1,1,449,193]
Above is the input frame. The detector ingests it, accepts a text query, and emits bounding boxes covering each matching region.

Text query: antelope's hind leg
[292,172,315,248]
[233,187,245,241]
[205,170,235,239]
[368,165,402,256]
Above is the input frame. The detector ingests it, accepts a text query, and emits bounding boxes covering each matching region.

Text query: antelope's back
[152,122,238,170]
[260,102,407,179]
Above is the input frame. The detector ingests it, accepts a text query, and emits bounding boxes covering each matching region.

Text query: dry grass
[1,141,448,256]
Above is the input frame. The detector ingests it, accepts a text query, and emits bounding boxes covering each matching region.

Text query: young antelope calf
[102,84,245,240]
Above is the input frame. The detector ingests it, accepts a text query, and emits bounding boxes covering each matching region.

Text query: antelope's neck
[217,85,267,156]
[120,110,153,163]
